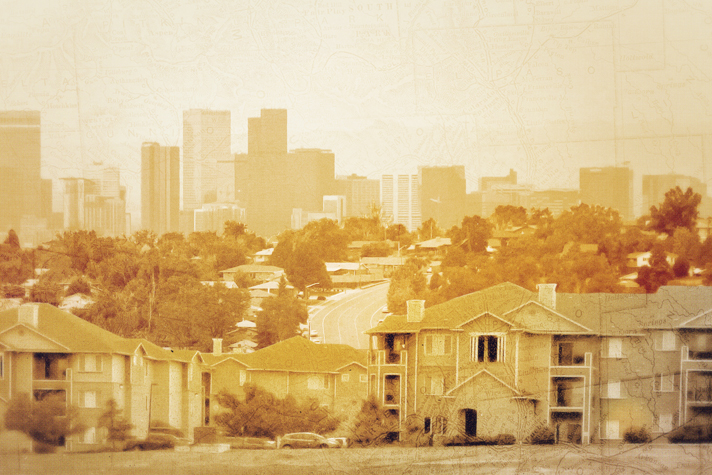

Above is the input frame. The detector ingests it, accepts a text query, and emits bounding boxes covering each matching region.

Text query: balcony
[682,346,712,371]
[551,352,592,377]
[549,377,585,412]
[368,350,408,368]
[687,388,712,405]
[383,375,401,407]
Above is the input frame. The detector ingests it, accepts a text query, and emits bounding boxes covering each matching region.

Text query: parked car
[278,433,341,449]
[229,436,276,449]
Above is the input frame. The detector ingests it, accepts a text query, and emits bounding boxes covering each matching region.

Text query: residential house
[627,251,677,269]
[325,262,382,288]
[220,265,285,284]
[0,303,208,451]
[206,337,368,430]
[366,283,712,444]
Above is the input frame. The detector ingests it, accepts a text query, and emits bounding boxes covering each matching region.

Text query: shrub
[496,433,516,445]
[668,424,712,443]
[29,281,63,306]
[2,284,25,298]
[66,277,91,296]
[623,426,651,443]
[672,257,691,278]
[529,426,555,445]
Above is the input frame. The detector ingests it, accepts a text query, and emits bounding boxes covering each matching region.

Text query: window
[607,338,622,358]
[604,420,619,439]
[341,373,350,382]
[83,427,96,444]
[434,416,448,435]
[81,391,97,408]
[654,373,674,392]
[424,335,452,356]
[81,354,102,372]
[605,380,621,399]
[470,335,505,362]
[360,374,368,383]
[239,370,247,386]
[658,331,676,351]
[425,375,444,395]
[655,413,674,433]
[308,374,329,390]
[423,417,431,434]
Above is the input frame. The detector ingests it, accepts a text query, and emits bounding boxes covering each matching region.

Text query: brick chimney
[406,300,425,323]
[537,284,557,310]
[212,338,223,356]
[18,304,39,328]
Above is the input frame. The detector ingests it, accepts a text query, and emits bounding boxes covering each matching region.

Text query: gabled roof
[503,301,592,334]
[235,337,367,373]
[446,369,520,397]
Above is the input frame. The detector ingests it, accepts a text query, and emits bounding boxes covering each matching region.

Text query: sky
[2,0,712,221]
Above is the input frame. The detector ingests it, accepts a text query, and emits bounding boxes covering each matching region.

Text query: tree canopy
[649,186,701,235]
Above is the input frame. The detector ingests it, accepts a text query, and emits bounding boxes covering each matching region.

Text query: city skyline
[2,1,711,223]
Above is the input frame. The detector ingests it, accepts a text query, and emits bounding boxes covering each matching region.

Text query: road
[308,282,389,349]
[6,443,711,475]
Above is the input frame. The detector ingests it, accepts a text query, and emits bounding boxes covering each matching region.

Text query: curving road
[308,282,389,349]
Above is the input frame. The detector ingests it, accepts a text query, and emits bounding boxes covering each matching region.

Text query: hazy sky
[2,0,712,219]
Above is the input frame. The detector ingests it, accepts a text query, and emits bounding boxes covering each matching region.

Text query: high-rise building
[61,178,97,231]
[235,110,336,236]
[193,203,246,233]
[141,143,180,235]
[336,174,380,218]
[643,174,711,217]
[580,167,634,221]
[419,166,467,229]
[479,169,517,191]
[0,111,42,233]
[182,109,231,211]
[381,174,421,232]
[63,170,127,237]
[529,189,580,216]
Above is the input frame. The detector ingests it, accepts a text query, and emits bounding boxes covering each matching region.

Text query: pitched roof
[235,337,367,373]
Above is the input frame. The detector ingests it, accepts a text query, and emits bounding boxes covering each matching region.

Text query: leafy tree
[301,219,352,262]
[441,246,467,268]
[491,205,528,230]
[351,395,397,446]
[98,399,133,449]
[284,242,332,292]
[256,278,309,348]
[649,186,701,235]
[417,218,444,241]
[0,230,33,285]
[232,270,256,289]
[386,261,427,314]
[673,257,691,278]
[66,277,91,296]
[361,241,391,258]
[635,245,673,293]
[223,220,247,238]
[4,392,85,451]
[549,204,622,248]
[215,385,341,438]
[386,224,412,247]
[671,228,702,266]
[448,215,492,254]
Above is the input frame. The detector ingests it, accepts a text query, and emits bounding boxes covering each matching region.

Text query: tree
[4,392,85,452]
[98,399,133,449]
[649,186,701,235]
[635,245,673,293]
[66,277,91,296]
[0,230,33,285]
[386,261,427,314]
[351,395,397,446]
[673,257,691,278]
[284,241,331,292]
[29,281,63,306]
[214,385,341,439]
[232,270,256,288]
[448,215,492,254]
[256,278,309,348]
[491,205,528,230]
[361,241,391,258]
[301,219,352,262]
[417,218,443,241]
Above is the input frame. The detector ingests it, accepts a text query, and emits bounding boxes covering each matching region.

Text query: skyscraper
[336,174,380,218]
[580,167,634,221]
[381,174,421,232]
[418,166,467,229]
[0,111,42,232]
[182,109,231,211]
[141,143,180,235]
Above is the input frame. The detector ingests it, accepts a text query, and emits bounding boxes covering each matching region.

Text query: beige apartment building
[366,283,712,444]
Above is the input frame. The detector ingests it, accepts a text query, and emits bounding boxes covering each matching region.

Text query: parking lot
[3,443,712,475]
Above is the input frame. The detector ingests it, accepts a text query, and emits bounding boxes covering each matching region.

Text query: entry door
[465,409,477,436]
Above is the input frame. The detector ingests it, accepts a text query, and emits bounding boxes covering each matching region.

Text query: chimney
[18,304,39,328]
[212,338,223,356]
[537,284,557,310]
[406,300,425,323]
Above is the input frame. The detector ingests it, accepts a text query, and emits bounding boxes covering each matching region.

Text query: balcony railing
[688,388,712,403]
[368,350,407,366]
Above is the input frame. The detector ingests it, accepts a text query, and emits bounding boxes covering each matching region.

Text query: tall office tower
[419,166,467,229]
[217,157,236,203]
[336,174,380,217]
[322,195,346,224]
[236,110,336,236]
[182,109,231,211]
[141,143,180,235]
[580,167,634,221]
[40,179,53,220]
[61,178,97,231]
[479,169,517,191]
[643,174,711,217]
[193,203,246,233]
[0,111,42,233]
[381,174,421,232]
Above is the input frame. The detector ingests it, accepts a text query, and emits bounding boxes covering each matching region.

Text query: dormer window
[470,335,505,362]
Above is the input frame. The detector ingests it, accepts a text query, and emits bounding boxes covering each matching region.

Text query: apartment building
[0,303,210,451]
[366,283,712,444]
